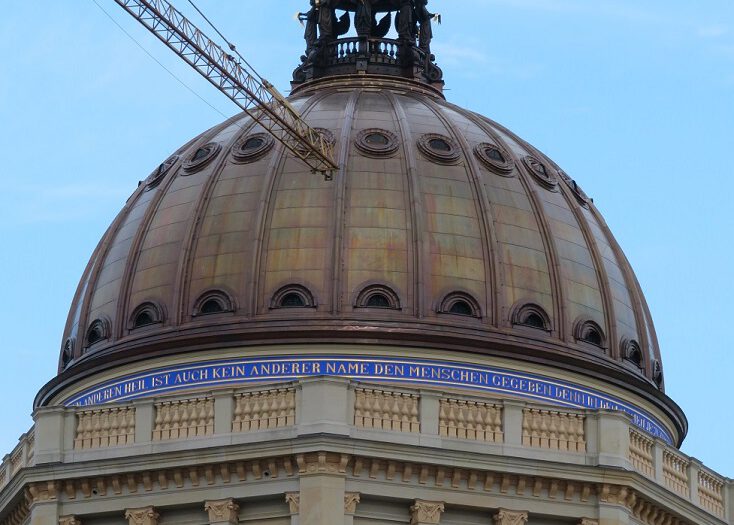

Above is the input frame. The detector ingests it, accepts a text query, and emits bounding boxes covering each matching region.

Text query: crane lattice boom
[114,0,338,178]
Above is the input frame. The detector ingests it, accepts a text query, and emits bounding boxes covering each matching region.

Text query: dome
[39,73,684,439]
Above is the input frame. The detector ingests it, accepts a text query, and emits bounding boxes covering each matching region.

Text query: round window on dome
[355,128,399,158]
[233,133,274,163]
[270,285,316,310]
[417,134,460,164]
[183,142,222,173]
[522,155,558,190]
[474,143,514,175]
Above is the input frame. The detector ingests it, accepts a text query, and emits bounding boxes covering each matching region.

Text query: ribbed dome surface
[58,77,663,396]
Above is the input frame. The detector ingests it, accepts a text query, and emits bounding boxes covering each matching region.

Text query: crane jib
[112,0,338,178]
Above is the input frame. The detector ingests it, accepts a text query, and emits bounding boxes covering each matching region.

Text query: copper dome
[39,72,683,435]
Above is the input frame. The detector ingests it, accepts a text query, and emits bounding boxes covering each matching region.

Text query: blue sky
[0,1,732,476]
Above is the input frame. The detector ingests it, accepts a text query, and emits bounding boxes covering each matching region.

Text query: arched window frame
[354,284,402,311]
[573,318,607,350]
[84,317,111,350]
[60,337,75,369]
[192,289,236,317]
[437,292,482,319]
[621,338,645,371]
[511,302,551,332]
[270,284,317,310]
[128,301,165,331]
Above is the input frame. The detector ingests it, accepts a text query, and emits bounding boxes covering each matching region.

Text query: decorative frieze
[522,408,586,452]
[493,509,528,525]
[662,449,689,497]
[153,397,214,441]
[232,388,296,432]
[125,506,159,525]
[354,387,420,433]
[439,399,502,443]
[410,499,444,524]
[74,407,135,449]
[205,498,240,524]
[628,429,655,478]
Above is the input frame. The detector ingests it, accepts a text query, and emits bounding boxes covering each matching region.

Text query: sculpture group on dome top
[299,0,438,56]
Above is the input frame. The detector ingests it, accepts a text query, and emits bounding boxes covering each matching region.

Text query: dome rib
[330,89,362,313]
[419,96,500,328]
[386,91,428,318]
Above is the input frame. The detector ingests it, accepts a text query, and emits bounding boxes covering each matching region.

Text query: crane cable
[90,0,229,120]
[185,0,264,83]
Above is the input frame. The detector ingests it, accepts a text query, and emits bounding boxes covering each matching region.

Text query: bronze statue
[415,0,434,54]
[395,0,415,40]
[354,0,373,38]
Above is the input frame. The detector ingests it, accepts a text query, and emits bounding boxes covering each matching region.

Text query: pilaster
[502,401,524,446]
[125,506,159,525]
[205,498,239,525]
[132,400,155,445]
[410,500,444,524]
[298,378,350,435]
[596,410,631,469]
[688,458,702,507]
[213,391,235,435]
[492,508,528,525]
[32,407,66,464]
[344,492,360,525]
[285,492,300,525]
[28,500,59,525]
[419,391,440,436]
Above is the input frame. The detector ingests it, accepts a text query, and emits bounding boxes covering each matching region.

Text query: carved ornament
[410,499,445,524]
[125,506,160,525]
[285,492,300,514]
[493,509,528,525]
[344,492,361,514]
[204,499,240,524]
[59,516,82,525]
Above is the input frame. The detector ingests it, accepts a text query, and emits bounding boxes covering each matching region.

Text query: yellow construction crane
[113,0,338,179]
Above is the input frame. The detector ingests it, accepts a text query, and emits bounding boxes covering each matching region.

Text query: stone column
[205,499,239,525]
[125,506,160,525]
[59,517,81,525]
[344,492,360,525]
[492,509,528,525]
[410,500,445,524]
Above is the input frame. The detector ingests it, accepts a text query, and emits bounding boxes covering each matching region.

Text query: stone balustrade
[232,387,296,433]
[74,406,136,450]
[0,430,33,492]
[439,398,502,443]
[522,408,586,452]
[3,379,732,523]
[153,397,214,441]
[628,429,655,478]
[354,387,420,433]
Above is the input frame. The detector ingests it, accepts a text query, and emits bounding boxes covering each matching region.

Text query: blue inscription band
[64,355,673,444]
